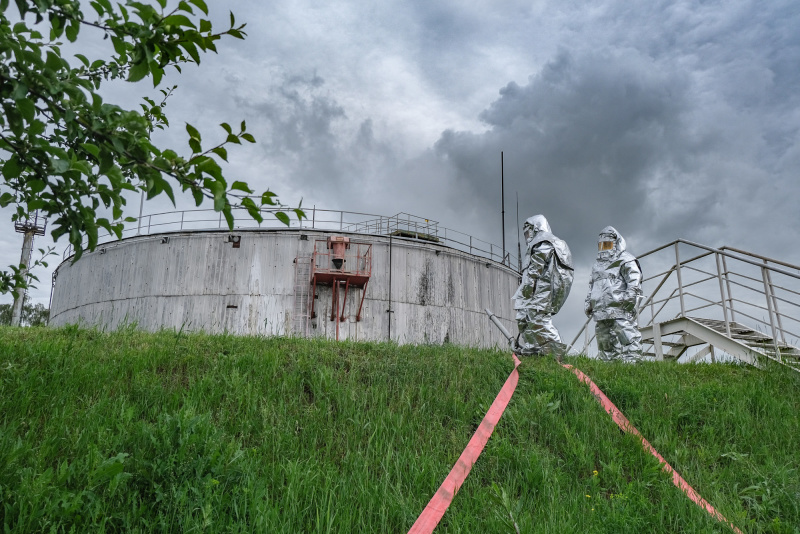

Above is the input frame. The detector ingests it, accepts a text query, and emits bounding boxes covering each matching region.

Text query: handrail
[720,246,800,272]
[60,206,520,271]
[650,240,800,280]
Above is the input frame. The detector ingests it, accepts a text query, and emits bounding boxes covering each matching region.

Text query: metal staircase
[569,240,800,371]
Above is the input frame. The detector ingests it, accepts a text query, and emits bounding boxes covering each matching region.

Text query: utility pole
[11,211,47,326]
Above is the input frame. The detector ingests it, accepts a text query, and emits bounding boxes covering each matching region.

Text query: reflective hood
[598,225,626,260]
[523,215,551,243]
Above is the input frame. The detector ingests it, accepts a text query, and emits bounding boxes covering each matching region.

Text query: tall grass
[0,325,798,533]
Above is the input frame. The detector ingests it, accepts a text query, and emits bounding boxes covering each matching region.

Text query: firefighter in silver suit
[584,226,643,362]
[512,215,574,356]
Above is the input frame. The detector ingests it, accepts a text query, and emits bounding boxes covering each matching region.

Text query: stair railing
[569,240,800,362]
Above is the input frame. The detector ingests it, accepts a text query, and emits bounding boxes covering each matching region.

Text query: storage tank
[49,209,520,348]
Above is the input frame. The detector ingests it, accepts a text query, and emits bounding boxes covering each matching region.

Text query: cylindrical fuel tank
[50,229,519,348]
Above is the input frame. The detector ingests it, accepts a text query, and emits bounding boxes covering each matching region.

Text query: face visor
[598,240,614,252]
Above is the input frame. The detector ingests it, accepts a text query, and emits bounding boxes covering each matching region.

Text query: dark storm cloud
[248,73,346,156]
[434,48,697,264]
[235,72,407,211]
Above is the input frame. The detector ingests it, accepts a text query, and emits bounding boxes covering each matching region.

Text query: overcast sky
[2,0,799,338]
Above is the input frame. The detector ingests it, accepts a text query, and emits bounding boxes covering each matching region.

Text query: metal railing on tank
[568,240,800,363]
[61,206,519,270]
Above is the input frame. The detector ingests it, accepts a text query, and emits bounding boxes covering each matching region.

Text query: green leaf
[65,20,80,42]
[28,198,46,211]
[111,36,127,57]
[275,211,290,226]
[261,191,277,206]
[29,120,46,136]
[17,98,35,123]
[28,179,47,193]
[214,194,226,212]
[90,1,105,17]
[74,53,90,67]
[51,159,70,174]
[151,64,164,87]
[162,180,176,206]
[242,197,263,224]
[97,0,113,14]
[163,14,196,29]
[230,181,253,194]
[105,166,124,186]
[190,0,209,15]
[199,19,211,33]
[198,159,223,181]
[81,143,101,159]
[71,161,93,176]
[51,224,68,242]
[45,50,64,72]
[211,146,227,161]
[241,133,255,143]
[220,122,232,134]
[191,187,203,206]
[186,123,201,140]
[127,61,150,82]
[11,82,28,101]
[180,41,200,64]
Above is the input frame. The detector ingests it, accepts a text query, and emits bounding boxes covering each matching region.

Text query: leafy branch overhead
[0,0,304,295]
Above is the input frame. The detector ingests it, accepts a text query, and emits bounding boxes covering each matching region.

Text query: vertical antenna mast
[516,192,522,273]
[501,152,506,265]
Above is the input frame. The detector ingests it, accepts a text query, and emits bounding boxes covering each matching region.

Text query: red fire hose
[407,354,742,533]
[408,354,522,533]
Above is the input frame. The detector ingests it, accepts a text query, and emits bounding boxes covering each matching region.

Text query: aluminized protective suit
[584,226,643,362]
[512,215,574,356]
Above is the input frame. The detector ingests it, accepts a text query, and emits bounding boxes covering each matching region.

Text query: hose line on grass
[562,363,743,534]
[408,353,522,534]
[408,355,744,534]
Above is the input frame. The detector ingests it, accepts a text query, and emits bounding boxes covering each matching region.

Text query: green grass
[1,325,798,533]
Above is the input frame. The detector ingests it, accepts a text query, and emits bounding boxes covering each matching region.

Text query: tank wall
[50,230,519,348]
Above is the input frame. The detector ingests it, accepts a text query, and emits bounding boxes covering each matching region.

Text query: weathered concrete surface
[50,229,520,348]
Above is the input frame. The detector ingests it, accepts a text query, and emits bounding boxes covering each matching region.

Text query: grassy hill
[1,326,798,533]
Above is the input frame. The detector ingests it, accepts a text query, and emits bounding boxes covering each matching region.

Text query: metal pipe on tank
[388,235,393,341]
